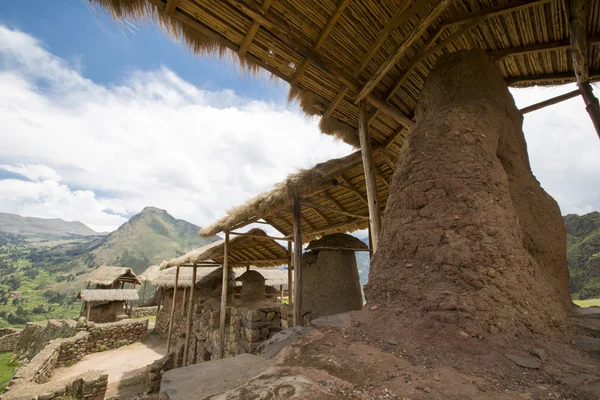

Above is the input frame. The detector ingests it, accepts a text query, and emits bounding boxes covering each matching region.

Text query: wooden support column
[569,0,600,138]
[519,89,582,114]
[218,232,230,359]
[358,100,382,252]
[287,242,293,306]
[292,196,302,326]
[279,285,284,302]
[86,301,91,321]
[181,287,187,317]
[182,264,197,367]
[166,266,180,353]
[156,289,162,315]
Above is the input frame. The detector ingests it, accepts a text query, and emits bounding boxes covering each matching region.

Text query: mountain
[565,212,600,299]
[66,206,219,275]
[0,212,99,237]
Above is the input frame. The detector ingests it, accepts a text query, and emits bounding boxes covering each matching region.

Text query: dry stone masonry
[131,306,158,318]
[0,328,22,352]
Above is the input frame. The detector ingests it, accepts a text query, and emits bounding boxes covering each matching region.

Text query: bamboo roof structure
[85,265,142,286]
[201,149,392,242]
[89,0,600,150]
[160,228,288,269]
[78,289,139,302]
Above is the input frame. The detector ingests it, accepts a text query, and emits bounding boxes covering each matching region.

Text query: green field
[0,352,18,391]
[573,298,600,308]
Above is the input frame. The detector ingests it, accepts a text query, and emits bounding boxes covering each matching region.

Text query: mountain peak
[140,206,167,214]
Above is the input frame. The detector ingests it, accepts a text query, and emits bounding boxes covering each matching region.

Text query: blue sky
[0,1,599,232]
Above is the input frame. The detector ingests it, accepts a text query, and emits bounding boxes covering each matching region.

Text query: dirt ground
[51,333,166,398]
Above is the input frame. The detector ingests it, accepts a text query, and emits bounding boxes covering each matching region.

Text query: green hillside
[565,212,600,300]
[0,207,219,327]
[0,212,99,236]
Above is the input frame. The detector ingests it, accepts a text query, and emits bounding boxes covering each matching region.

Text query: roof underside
[152,266,289,288]
[85,265,142,286]
[161,228,288,269]
[90,0,600,151]
[201,149,393,241]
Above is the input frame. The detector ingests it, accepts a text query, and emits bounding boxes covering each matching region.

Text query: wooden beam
[229,231,292,241]
[287,242,293,306]
[300,199,369,220]
[166,265,179,353]
[164,0,179,15]
[290,0,350,88]
[182,264,197,367]
[86,301,91,321]
[298,218,365,239]
[491,35,600,61]
[445,0,551,28]
[338,175,369,205]
[354,0,431,76]
[238,0,272,57]
[292,196,302,326]
[180,287,187,317]
[358,100,382,252]
[223,0,414,127]
[374,165,390,188]
[519,89,581,114]
[322,86,349,119]
[355,0,452,103]
[569,0,600,138]
[506,71,600,85]
[218,232,230,359]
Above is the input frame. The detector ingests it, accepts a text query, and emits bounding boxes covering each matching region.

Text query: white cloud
[0,25,353,232]
[0,24,598,234]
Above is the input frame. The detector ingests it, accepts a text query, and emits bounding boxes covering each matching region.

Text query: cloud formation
[0,24,599,233]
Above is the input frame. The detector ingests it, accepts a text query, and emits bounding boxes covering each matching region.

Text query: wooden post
[569,0,600,138]
[86,301,91,321]
[292,196,302,326]
[287,242,293,306]
[181,287,187,317]
[358,100,382,252]
[156,289,162,315]
[166,266,180,353]
[279,285,284,302]
[183,264,197,367]
[218,232,230,359]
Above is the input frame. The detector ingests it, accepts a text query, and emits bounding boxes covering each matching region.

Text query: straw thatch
[88,0,600,150]
[201,149,392,242]
[139,265,161,283]
[244,268,289,287]
[151,266,288,288]
[160,228,288,269]
[307,233,369,251]
[85,265,142,286]
[78,289,139,302]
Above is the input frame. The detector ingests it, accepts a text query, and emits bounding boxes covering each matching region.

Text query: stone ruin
[301,233,366,321]
[364,50,572,348]
[236,270,267,303]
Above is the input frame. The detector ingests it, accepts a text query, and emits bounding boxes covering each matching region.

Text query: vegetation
[565,212,600,299]
[0,352,19,391]
[573,298,600,308]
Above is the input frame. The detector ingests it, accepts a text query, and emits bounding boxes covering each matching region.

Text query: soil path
[52,334,166,397]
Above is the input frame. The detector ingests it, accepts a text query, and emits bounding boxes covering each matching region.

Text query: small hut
[78,289,139,323]
[301,233,367,321]
[80,265,142,323]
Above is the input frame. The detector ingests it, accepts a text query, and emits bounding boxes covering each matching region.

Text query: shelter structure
[156,228,289,363]
[301,233,366,321]
[139,264,161,304]
[80,265,142,322]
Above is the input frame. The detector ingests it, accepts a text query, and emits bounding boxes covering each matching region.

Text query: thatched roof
[151,266,289,288]
[160,229,288,269]
[139,265,161,283]
[85,265,142,286]
[201,149,391,242]
[307,233,369,251]
[89,0,600,150]
[78,289,139,302]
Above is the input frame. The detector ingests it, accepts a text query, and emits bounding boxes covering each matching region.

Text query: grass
[573,298,600,308]
[0,352,18,391]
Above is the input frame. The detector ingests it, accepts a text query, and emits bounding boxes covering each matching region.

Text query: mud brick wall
[0,327,22,352]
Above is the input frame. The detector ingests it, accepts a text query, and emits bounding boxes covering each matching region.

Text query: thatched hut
[78,289,139,323]
[301,234,366,321]
[85,265,141,289]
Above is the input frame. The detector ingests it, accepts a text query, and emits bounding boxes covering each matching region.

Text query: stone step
[573,306,600,320]
[571,336,600,359]
[571,317,600,338]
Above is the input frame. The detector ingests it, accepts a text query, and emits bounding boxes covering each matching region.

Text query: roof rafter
[238,0,272,57]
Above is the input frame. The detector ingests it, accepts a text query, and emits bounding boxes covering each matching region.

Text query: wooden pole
[156,289,162,315]
[358,100,382,252]
[86,301,91,321]
[519,88,581,114]
[181,287,187,317]
[279,285,284,302]
[579,82,600,138]
[166,266,180,353]
[182,264,197,367]
[287,242,293,306]
[292,196,302,326]
[218,232,230,359]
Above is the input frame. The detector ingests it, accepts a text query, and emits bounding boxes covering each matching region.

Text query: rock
[311,312,353,328]
[528,347,547,361]
[246,310,266,322]
[433,376,440,381]
[504,354,542,369]
[370,305,378,311]
[388,339,399,345]
[572,336,600,358]
[458,330,470,338]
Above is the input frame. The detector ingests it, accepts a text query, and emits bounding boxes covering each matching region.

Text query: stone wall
[145,352,175,394]
[0,327,22,352]
[87,319,149,352]
[131,306,158,318]
[14,320,77,363]
[86,301,128,323]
